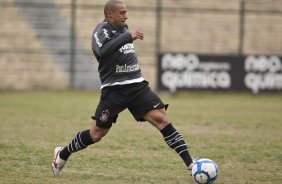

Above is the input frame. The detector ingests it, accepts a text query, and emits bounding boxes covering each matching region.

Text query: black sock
[161,123,193,167]
[59,129,94,160]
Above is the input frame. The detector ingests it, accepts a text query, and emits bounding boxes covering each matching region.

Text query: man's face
[108,3,128,28]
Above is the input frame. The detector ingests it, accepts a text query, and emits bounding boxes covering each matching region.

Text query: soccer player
[52,0,195,177]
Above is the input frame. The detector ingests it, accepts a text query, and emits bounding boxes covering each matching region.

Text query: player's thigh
[128,82,167,122]
[92,88,126,129]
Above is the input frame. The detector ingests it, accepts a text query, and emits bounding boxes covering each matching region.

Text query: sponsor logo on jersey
[119,43,135,54]
[94,32,102,47]
[116,64,140,73]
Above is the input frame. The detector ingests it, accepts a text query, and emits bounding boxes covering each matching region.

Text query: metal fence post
[70,0,76,89]
[156,0,162,55]
[239,0,245,55]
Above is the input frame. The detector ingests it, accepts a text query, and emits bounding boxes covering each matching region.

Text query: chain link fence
[0,0,281,90]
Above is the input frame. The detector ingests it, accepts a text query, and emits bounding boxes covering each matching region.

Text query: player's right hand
[131,29,144,41]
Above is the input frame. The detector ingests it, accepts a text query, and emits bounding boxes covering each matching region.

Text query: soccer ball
[192,158,218,184]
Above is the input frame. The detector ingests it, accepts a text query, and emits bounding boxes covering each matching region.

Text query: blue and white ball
[192,158,218,184]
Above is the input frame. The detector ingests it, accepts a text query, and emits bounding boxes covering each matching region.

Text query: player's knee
[155,109,169,122]
[156,113,168,124]
[150,109,170,130]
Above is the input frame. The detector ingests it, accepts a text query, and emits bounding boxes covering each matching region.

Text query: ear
[107,11,113,19]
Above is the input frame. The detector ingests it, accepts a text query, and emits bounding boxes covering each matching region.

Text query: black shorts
[91,81,167,129]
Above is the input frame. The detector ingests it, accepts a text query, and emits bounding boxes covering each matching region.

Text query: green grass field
[0,91,282,184]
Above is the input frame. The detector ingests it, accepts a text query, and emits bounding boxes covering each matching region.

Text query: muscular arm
[92,25,144,60]
[100,31,132,57]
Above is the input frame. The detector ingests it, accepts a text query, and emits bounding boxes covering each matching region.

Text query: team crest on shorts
[100,110,110,122]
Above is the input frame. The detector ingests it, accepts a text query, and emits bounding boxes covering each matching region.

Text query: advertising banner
[157,53,282,94]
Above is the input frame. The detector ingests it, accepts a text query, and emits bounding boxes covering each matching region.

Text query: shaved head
[104,0,125,17]
[103,0,128,28]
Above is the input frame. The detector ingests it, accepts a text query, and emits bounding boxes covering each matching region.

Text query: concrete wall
[0,0,281,90]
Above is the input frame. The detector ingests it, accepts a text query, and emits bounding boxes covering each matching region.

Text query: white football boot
[52,146,67,176]
[188,157,197,176]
